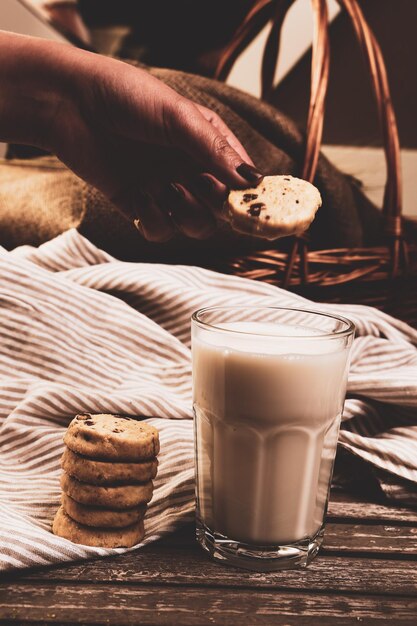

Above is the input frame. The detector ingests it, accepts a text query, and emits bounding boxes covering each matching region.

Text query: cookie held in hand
[227,175,321,240]
[64,413,160,461]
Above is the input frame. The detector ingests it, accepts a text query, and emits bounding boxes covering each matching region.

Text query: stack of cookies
[52,413,159,548]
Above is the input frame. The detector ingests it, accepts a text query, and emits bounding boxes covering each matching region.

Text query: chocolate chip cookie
[61,447,158,485]
[64,413,159,461]
[52,506,145,547]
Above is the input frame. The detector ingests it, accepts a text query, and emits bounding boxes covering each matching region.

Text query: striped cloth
[1,229,416,572]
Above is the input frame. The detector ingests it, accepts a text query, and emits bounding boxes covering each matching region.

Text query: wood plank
[323,523,417,556]
[128,519,417,555]
[8,551,416,596]
[136,520,417,556]
[0,584,416,625]
[327,492,417,524]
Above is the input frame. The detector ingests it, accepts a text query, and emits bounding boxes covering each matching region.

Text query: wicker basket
[214,0,417,326]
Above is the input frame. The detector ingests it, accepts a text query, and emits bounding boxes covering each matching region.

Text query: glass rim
[191,305,355,340]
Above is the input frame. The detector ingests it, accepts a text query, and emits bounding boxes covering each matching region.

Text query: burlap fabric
[0,65,383,263]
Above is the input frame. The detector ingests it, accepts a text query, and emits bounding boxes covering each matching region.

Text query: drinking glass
[192,306,354,570]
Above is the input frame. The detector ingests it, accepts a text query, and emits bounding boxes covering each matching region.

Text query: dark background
[78,0,417,149]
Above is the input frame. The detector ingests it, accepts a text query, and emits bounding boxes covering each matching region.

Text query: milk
[192,322,350,545]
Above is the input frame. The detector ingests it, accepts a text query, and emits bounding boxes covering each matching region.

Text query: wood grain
[7,551,416,596]
[323,522,417,555]
[124,519,417,555]
[1,491,416,626]
[1,584,416,626]
[328,492,417,524]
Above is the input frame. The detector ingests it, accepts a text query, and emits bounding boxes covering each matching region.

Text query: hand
[49,49,264,241]
[0,33,263,242]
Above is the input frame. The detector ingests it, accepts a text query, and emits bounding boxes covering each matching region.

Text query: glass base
[196,517,325,571]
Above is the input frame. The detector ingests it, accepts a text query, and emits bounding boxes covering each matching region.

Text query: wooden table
[1,490,416,625]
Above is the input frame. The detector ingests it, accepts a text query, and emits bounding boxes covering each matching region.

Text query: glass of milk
[192,306,354,570]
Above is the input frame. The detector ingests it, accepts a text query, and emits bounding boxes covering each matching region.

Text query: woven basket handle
[215,0,404,275]
[338,0,403,275]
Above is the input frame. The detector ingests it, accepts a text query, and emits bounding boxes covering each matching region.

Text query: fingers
[167,98,263,189]
[155,172,228,241]
[192,173,229,221]
[105,146,219,242]
[195,104,253,165]
[112,187,176,243]
[161,183,217,240]
[135,194,176,243]
[121,178,221,243]
[122,179,218,242]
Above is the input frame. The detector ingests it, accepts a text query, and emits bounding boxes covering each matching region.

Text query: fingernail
[196,174,216,197]
[236,163,264,185]
[163,183,185,228]
[166,182,185,207]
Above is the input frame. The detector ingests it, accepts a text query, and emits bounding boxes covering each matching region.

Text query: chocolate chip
[296,200,299,204]
[247,202,266,217]
[242,193,258,202]
[284,177,291,181]
[265,215,271,220]
[85,420,94,426]
[113,428,122,433]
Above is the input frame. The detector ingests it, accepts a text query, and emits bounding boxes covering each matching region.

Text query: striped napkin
[1,229,416,572]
